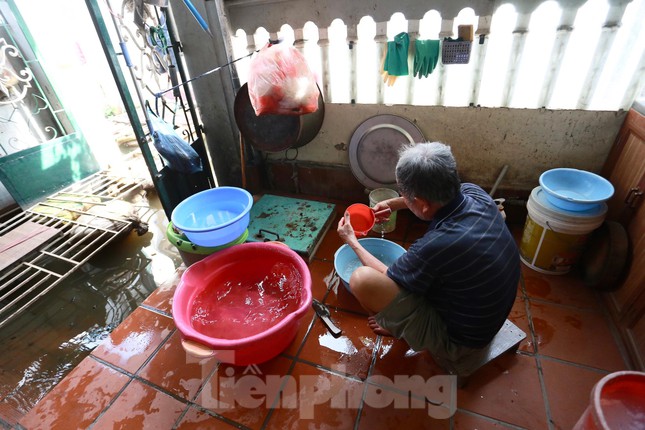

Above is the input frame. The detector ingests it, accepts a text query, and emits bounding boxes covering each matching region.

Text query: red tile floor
[14,203,630,430]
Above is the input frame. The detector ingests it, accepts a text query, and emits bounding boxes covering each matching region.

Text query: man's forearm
[349,242,389,273]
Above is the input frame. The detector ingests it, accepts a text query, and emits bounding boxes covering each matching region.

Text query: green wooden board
[246,195,336,260]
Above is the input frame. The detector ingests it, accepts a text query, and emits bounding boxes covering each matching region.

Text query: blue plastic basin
[171,187,253,247]
[334,238,406,293]
[539,168,614,212]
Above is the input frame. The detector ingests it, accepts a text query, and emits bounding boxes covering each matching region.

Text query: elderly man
[337,142,520,364]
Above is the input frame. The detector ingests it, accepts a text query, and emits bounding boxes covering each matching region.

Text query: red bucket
[573,370,645,429]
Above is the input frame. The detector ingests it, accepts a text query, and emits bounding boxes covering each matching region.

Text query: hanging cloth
[414,39,440,78]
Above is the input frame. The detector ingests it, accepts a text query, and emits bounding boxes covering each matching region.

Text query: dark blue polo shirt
[387,183,520,348]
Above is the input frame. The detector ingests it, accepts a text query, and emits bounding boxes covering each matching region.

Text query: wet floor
[6,202,633,429]
[0,191,183,417]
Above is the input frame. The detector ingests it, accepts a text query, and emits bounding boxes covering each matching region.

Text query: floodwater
[0,191,183,418]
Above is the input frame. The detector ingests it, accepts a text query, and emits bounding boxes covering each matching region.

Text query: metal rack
[0,171,145,329]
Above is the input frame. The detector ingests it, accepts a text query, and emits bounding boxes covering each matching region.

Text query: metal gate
[85,0,214,219]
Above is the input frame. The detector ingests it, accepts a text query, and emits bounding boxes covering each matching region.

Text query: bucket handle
[545,220,559,233]
[545,220,588,243]
[254,229,284,242]
[181,339,216,358]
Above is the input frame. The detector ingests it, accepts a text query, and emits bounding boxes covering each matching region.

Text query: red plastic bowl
[346,203,375,237]
[172,242,312,365]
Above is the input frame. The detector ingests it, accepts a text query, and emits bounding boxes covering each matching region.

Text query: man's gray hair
[395,142,461,204]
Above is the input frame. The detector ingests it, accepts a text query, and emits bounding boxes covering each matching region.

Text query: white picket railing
[230,0,645,111]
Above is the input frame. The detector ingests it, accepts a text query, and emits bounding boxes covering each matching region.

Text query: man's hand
[337,211,358,245]
[337,211,391,274]
[372,202,392,224]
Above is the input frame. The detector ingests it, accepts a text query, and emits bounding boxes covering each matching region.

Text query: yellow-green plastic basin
[166,222,248,255]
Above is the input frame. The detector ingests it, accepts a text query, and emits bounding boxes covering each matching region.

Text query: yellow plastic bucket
[519,187,607,274]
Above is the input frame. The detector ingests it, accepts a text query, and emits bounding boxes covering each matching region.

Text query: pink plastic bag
[247,43,319,116]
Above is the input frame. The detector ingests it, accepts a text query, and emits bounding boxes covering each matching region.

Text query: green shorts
[375,289,478,364]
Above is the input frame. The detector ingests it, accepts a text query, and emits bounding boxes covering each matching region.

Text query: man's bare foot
[368,316,393,337]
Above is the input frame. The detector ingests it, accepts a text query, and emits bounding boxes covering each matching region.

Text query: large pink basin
[172,242,312,365]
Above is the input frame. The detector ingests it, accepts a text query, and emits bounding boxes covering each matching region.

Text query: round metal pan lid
[349,114,425,189]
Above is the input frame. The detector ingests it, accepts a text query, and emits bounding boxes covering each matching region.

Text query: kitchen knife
[312,299,342,338]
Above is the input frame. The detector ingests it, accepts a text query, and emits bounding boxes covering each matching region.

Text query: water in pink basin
[189,261,303,339]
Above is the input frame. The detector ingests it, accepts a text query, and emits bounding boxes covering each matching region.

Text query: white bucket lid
[528,186,607,231]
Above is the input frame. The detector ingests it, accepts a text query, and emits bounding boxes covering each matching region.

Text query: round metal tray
[349,114,425,189]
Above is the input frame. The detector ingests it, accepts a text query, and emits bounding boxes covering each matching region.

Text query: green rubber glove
[384,32,410,76]
[414,39,440,78]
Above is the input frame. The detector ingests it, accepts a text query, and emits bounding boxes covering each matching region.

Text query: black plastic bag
[147,108,203,173]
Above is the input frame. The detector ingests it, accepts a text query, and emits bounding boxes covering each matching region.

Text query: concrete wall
[268,104,626,191]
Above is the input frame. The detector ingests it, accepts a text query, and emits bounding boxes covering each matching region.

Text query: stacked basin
[169,187,253,265]
[520,169,614,274]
